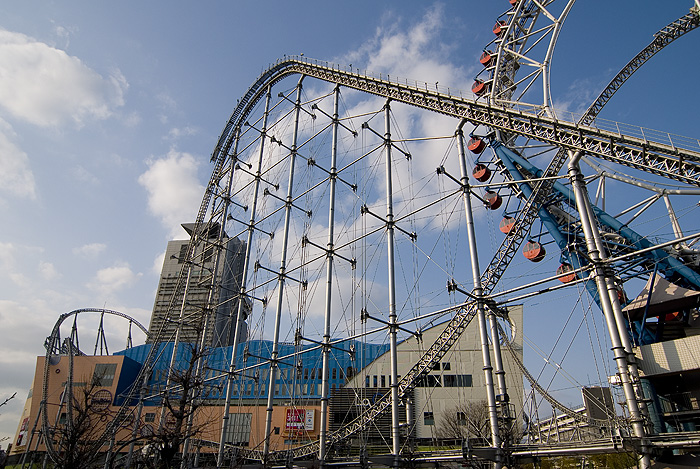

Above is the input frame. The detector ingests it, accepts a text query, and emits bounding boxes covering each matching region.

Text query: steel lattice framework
[43,3,700,467]
[183,6,700,464]
[215,34,700,464]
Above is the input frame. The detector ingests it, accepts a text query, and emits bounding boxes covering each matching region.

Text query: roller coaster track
[41,309,149,463]
[212,57,700,187]
[580,8,700,126]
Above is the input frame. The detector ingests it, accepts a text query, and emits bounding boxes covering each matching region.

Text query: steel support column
[319,85,341,465]
[456,124,502,468]
[264,78,304,459]
[217,128,244,468]
[383,100,402,464]
[567,152,651,469]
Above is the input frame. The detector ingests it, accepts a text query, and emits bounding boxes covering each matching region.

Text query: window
[332,368,337,380]
[380,375,386,388]
[424,412,434,426]
[224,413,252,446]
[457,411,467,426]
[93,363,118,387]
[203,244,214,264]
[442,362,451,371]
[177,244,188,263]
[444,375,457,387]
[304,368,309,379]
[145,413,156,423]
[457,375,473,387]
[365,376,370,388]
[416,375,441,387]
[373,375,378,388]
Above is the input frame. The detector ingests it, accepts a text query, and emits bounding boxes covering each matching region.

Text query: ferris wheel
[122,1,700,468]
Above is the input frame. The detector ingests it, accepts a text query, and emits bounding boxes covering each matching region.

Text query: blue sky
[0,1,698,443]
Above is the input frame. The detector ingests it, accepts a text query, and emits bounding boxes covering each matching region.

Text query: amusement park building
[10,306,524,459]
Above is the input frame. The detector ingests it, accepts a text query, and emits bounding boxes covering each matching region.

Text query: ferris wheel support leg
[567,152,651,469]
[488,310,510,423]
[579,174,653,434]
[457,124,502,468]
[383,100,402,466]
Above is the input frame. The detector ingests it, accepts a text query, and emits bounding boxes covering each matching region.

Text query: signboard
[285,408,314,431]
[91,389,113,412]
[16,417,29,446]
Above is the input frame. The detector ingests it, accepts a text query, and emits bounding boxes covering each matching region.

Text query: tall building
[146,223,249,348]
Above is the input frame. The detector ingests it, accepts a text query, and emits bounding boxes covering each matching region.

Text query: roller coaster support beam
[567,152,651,469]
[457,123,502,467]
[218,128,245,468]
[383,100,402,465]
[264,79,301,462]
[319,85,341,465]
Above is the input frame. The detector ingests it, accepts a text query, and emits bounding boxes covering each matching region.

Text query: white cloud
[138,149,204,239]
[73,243,107,259]
[88,262,141,295]
[166,126,198,140]
[9,273,30,288]
[123,111,142,127]
[335,5,476,232]
[0,119,36,199]
[0,28,127,127]
[344,4,470,87]
[71,164,99,185]
[38,261,60,281]
[152,251,166,275]
[50,22,77,50]
[0,242,16,270]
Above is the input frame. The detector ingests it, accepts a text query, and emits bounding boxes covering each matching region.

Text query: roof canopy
[623,275,700,320]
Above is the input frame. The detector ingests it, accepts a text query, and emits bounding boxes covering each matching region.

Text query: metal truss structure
[38,2,700,468]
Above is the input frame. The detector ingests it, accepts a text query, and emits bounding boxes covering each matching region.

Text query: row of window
[365,373,472,388]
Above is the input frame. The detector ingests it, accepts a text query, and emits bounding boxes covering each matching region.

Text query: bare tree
[127,343,215,469]
[436,400,491,443]
[49,376,114,469]
[0,392,16,409]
